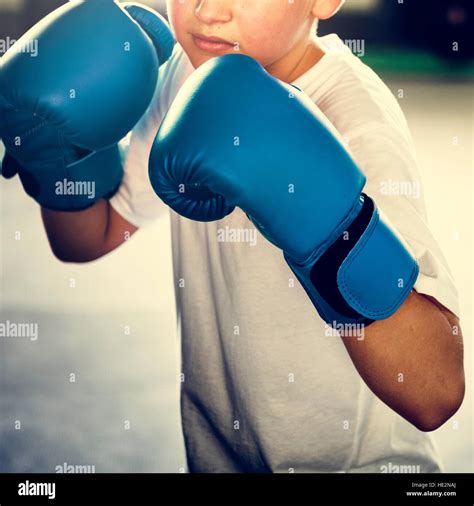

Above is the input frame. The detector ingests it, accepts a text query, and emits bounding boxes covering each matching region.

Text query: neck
[266,36,325,83]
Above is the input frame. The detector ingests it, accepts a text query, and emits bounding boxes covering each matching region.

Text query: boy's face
[167,0,318,70]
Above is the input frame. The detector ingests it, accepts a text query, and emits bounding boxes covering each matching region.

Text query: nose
[195,0,232,25]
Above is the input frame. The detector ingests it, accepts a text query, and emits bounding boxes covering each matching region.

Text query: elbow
[412,378,465,432]
[50,245,100,264]
[51,249,76,264]
[50,246,80,263]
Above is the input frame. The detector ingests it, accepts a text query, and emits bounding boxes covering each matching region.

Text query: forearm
[341,290,465,431]
[42,200,137,263]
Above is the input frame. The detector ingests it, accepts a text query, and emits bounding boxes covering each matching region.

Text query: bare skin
[341,293,464,431]
[41,0,464,431]
[41,201,137,263]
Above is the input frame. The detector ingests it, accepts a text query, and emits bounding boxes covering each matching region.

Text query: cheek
[236,0,310,65]
[167,1,191,41]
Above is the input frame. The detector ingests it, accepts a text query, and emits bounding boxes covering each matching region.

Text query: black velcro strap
[309,194,375,321]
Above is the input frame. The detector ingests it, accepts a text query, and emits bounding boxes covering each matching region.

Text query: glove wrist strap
[285,195,419,329]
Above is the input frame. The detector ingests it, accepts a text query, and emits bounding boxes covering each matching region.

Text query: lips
[192,33,235,54]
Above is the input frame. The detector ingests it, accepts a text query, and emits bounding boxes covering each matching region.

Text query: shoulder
[296,34,409,137]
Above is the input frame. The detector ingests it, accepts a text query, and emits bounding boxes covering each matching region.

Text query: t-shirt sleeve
[349,121,460,318]
[302,44,460,318]
[110,45,194,228]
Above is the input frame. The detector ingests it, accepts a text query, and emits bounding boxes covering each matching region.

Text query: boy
[1,0,464,472]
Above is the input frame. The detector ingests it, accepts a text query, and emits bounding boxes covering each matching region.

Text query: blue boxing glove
[0,0,174,211]
[149,54,418,327]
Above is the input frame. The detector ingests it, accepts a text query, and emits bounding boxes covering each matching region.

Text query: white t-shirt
[111,35,459,473]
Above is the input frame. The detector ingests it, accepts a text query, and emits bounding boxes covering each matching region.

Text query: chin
[182,40,242,68]
[185,49,217,68]
[188,53,212,69]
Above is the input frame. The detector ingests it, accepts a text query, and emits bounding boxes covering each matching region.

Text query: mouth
[191,33,236,54]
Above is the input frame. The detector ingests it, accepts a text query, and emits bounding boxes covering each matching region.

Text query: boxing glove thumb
[0,152,21,179]
[123,3,175,66]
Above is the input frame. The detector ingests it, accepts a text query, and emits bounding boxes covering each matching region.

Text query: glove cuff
[285,195,419,329]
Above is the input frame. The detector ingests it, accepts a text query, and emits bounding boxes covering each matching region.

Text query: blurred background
[0,0,472,473]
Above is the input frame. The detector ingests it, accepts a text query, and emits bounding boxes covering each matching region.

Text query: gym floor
[0,76,472,473]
